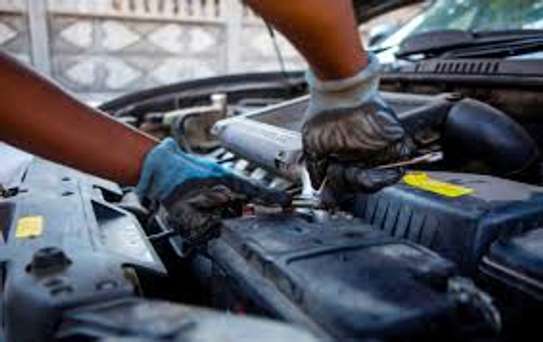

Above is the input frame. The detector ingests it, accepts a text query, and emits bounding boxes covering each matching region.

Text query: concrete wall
[0,0,421,104]
[0,1,31,64]
[0,0,305,103]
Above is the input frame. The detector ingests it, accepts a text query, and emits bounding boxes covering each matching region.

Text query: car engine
[3,67,543,340]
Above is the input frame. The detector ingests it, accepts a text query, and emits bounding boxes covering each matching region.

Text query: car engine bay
[3,60,543,340]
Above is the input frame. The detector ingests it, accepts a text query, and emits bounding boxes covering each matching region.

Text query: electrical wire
[265,23,295,89]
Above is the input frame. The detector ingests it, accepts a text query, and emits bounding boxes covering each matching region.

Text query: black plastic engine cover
[347,172,543,273]
[206,214,475,340]
[0,159,166,341]
[481,228,543,301]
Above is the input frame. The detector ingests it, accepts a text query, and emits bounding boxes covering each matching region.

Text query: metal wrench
[375,151,444,170]
[290,151,444,210]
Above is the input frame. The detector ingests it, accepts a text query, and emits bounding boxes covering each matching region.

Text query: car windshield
[411,0,543,34]
[377,0,543,62]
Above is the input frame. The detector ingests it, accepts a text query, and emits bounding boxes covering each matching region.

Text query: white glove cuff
[305,52,382,119]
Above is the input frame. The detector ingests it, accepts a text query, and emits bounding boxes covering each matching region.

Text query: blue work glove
[302,53,415,193]
[137,138,290,245]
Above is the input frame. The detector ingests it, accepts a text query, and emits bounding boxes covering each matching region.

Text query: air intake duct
[443,99,539,176]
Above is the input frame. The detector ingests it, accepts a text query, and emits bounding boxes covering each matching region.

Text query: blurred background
[0,0,421,104]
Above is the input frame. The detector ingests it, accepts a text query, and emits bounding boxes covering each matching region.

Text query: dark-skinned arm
[244,0,367,80]
[0,52,289,234]
[0,52,157,186]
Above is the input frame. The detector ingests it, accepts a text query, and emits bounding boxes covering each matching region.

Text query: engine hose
[443,99,540,176]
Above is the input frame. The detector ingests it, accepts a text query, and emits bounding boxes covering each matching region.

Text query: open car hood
[352,0,424,23]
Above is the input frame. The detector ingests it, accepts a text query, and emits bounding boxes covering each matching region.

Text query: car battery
[200,214,498,340]
[347,172,543,273]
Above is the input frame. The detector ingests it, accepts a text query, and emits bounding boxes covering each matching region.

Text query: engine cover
[347,172,543,273]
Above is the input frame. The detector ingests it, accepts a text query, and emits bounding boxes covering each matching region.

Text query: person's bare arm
[244,0,366,80]
[0,52,157,186]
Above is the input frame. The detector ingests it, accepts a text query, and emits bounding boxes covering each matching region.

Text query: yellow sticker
[403,172,474,198]
[16,216,44,239]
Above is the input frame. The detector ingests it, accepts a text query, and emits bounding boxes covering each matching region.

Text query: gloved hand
[302,53,415,193]
[137,138,290,245]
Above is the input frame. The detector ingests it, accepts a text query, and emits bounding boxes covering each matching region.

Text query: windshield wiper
[441,38,543,59]
[396,29,543,59]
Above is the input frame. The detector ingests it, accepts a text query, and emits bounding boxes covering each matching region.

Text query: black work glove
[164,185,245,246]
[303,53,415,193]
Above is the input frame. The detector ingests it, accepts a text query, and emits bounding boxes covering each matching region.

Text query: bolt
[446,92,463,101]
